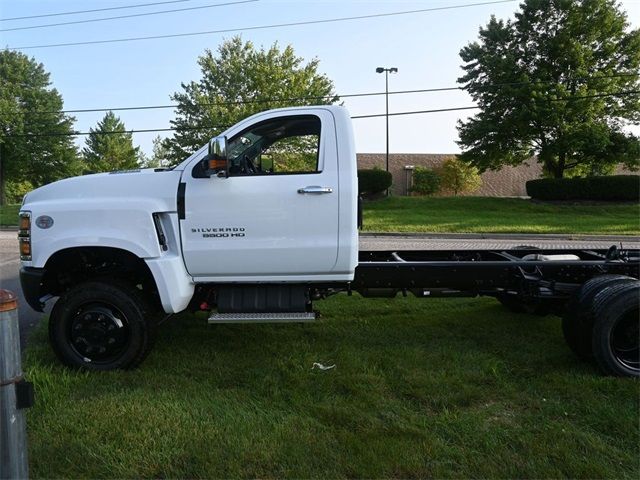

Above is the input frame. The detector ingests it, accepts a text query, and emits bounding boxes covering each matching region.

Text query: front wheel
[49,281,155,370]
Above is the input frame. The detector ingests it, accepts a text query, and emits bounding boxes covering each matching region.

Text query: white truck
[18,106,640,377]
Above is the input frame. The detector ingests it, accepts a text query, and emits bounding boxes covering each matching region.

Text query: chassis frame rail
[353,247,640,299]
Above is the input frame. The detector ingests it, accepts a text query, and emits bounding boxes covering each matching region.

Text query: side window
[227,115,321,176]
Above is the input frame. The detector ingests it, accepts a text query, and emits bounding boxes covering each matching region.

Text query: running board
[208,312,316,324]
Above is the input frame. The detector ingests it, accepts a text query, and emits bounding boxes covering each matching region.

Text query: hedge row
[358,169,392,196]
[526,175,639,201]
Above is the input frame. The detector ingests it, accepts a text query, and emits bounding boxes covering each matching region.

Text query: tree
[139,135,170,168]
[163,36,339,164]
[439,157,483,196]
[457,0,640,178]
[82,111,140,172]
[0,50,80,204]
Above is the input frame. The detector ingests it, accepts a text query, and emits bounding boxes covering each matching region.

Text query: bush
[526,175,640,201]
[4,180,34,204]
[358,169,392,196]
[439,157,482,196]
[410,167,441,195]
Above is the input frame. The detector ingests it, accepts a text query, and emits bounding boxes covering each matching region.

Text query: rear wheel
[49,281,155,370]
[562,275,635,360]
[591,282,639,377]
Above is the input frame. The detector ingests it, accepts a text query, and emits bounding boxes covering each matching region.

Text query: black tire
[49,281,155,370]
[591,282,639,377]
[562,275,636,360]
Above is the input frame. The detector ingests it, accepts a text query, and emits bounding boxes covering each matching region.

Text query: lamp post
[376,66,397,194]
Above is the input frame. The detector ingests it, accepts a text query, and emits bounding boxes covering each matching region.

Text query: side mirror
[206,136,228,177]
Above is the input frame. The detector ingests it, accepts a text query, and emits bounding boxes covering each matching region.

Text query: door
[180,110,340,279]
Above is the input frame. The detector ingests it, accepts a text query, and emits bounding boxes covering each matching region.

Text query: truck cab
[178,106,358,282]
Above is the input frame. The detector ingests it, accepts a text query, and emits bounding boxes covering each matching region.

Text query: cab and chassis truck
[18,106,640,377]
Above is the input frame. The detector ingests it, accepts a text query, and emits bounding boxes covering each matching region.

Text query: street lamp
[376,66,398,181]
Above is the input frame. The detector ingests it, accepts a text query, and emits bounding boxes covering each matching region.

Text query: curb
[359,232,640,241]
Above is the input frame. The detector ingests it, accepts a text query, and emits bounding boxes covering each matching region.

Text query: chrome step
[208,312,316,324]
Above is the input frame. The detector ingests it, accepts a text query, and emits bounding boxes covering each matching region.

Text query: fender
[29,200,165,267]
[21,169,195,313]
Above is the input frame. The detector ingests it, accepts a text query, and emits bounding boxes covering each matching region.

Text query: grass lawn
[3,198,639,235]
[362,197,640,235]
[25,295,639,478]
[0,204,20,227]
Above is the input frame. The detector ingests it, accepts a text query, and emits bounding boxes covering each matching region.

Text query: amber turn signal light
[19,214,30,231]
[208,159,226,170]
[19,238,31,258]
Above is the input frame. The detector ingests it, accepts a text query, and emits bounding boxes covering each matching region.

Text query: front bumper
[19,267,46,312]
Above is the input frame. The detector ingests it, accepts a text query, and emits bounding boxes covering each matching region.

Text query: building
[357,153,542,197]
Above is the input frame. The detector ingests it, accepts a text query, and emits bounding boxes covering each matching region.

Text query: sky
[1,0,639,158]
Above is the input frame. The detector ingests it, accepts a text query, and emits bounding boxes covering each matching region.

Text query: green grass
[0,203,20,227]
[25,296,639,478]
[363,197,640,235]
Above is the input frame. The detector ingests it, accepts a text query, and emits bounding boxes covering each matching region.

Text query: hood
[23,169,183,208]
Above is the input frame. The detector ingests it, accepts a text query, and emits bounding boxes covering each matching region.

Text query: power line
[5,89,639,139]
[344,89,640,120]
[352,106,479,119]
[0,1,258,33]
[1,0,191,22]
[3,125,224,138]
[19,73,640,116]
[20,89,411,116]
[11,88,467,115]
[9,0,517,50]
[549,90,640,101]
[2,107,481,138]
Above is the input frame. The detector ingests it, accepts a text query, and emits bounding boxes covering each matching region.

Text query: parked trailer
[18,105,639,377]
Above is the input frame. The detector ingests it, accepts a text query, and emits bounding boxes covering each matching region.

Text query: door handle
[297,186,333,194]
